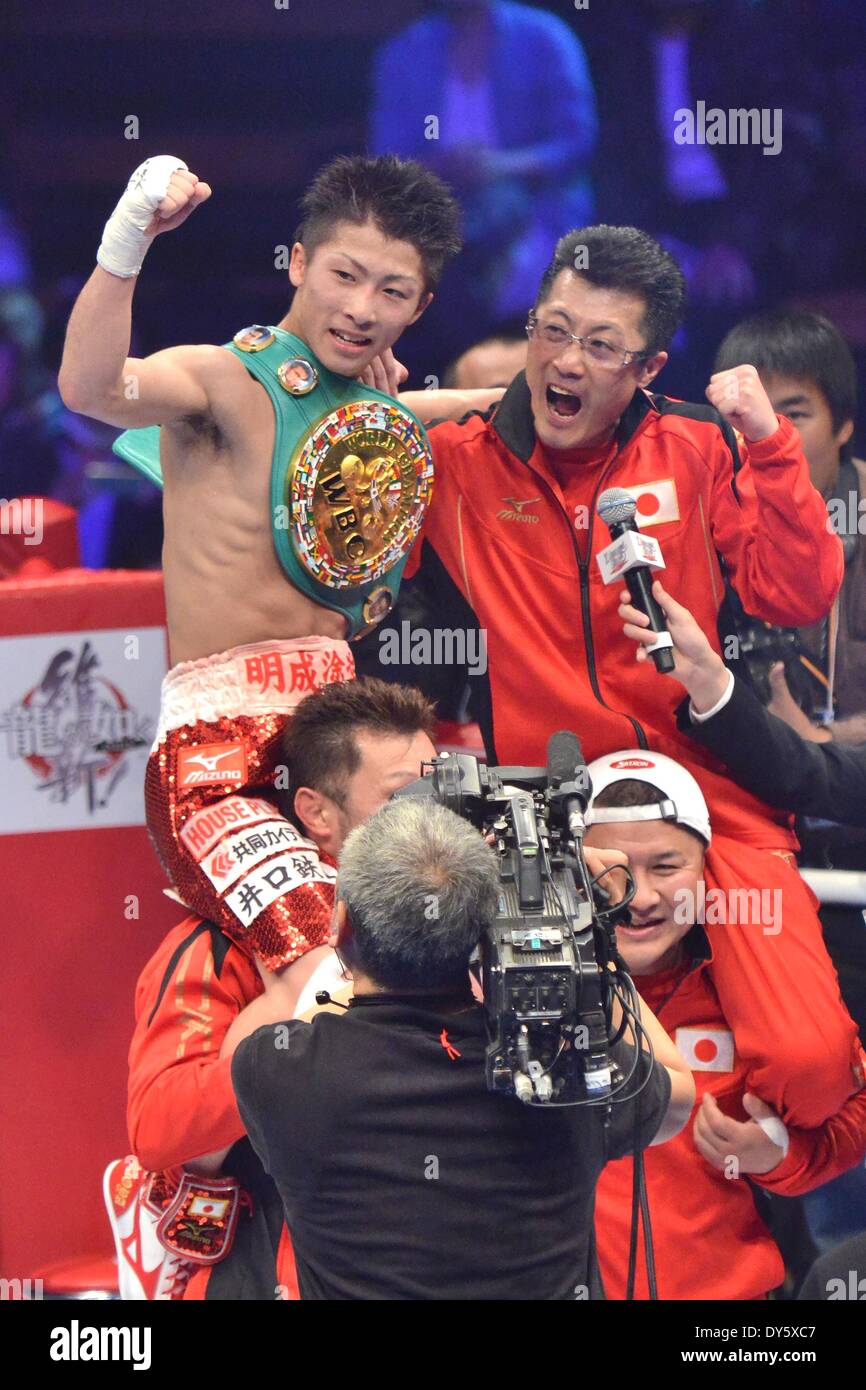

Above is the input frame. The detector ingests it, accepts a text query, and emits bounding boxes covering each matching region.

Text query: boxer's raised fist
[97,156,212,278]
[705,363,778,442]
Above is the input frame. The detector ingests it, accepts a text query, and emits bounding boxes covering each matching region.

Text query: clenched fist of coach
[705,363,779,442]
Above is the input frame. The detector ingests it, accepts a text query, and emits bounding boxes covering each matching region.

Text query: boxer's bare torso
[142,340,495,664]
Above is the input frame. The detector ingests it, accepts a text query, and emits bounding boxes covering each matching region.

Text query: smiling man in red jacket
[371,224,857,1126]
[583,750,866,1300]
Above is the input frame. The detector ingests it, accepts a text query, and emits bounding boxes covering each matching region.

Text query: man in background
[443,319,528,390]
[370,0,597,353]
[714,309,866,744]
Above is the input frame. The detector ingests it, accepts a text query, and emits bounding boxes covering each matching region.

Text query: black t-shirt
[231,998,670,1300]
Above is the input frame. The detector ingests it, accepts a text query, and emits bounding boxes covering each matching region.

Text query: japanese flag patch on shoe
[102,1157,194,1301]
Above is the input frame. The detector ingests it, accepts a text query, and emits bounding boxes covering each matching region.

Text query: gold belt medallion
[286,399,433,589]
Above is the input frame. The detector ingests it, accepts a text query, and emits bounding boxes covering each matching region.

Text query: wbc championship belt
[112,326,433,637]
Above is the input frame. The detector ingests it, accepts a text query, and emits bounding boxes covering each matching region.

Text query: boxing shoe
[103,1156,194,1301]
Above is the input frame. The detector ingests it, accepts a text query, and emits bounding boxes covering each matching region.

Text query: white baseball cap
[585,750,712,846]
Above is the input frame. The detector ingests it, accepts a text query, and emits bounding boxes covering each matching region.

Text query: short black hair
[277,676,435,816]
[442,317,528,388]
[473,316,529,347]
[296,154,462,293]
[714,310,858,434]
[535,225,686,355]
[594,779,667,809]
[593,779,705,847]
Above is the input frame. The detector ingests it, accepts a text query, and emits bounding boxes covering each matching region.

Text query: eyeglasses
[525,312,649,370]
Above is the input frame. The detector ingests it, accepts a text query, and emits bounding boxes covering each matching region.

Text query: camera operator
[229,797,694,1300]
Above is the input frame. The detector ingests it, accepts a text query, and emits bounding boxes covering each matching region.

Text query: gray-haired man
[229,798,693,1300]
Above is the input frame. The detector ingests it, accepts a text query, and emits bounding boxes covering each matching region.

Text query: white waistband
[155,637,355,740]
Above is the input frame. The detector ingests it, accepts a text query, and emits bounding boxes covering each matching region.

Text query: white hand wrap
[96,156,189,278]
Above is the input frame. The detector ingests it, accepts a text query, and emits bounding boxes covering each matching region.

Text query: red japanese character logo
[244,652,286,695]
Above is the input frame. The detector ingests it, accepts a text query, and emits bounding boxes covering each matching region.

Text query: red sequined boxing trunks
[145,637,354,970]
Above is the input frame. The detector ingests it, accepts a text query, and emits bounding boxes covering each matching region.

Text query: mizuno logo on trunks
[177,742,248,787]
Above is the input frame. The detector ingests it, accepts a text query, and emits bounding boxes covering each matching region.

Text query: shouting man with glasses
[358,224,863,1133]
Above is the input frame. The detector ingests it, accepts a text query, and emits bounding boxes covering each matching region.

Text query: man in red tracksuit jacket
[110,678,436,1299]
[367,224,858,1127]
[122,916,296,1300]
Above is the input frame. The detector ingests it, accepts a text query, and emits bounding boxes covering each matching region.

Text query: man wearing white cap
[583,749,866,1300]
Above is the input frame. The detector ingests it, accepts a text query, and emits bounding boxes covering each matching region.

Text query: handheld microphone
[546,730,592,840]
[597,488,675,674]
[315,990,348,1009]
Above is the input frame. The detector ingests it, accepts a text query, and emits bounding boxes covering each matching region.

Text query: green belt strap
[112,327,432,638]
